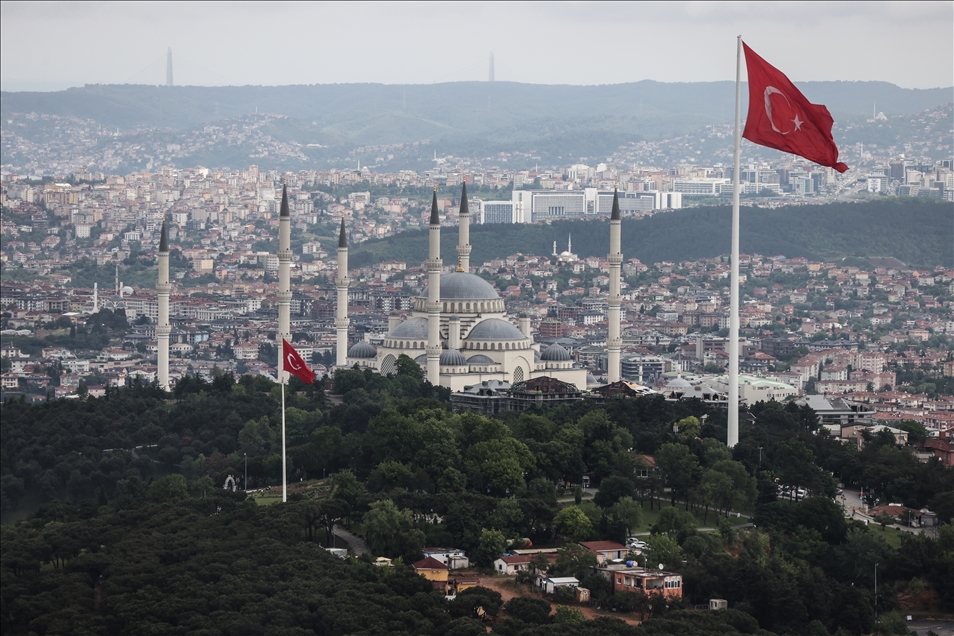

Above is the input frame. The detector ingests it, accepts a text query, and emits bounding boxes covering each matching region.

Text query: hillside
[4,81,949,132]
[349,199,952,269]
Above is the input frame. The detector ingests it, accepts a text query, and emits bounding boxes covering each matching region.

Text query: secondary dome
[439,272,500,300]
[666,376,692,390]
[440,349,467,366]
[541,343,572,362]
[467,354,495,364]
[388,316,429,339]
[465,318,526,341]
[347,341,377,359]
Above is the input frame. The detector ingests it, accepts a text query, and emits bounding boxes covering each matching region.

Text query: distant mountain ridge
[2,80,949,136]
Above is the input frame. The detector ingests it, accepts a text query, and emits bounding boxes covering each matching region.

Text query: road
[837,488,932,536]
[332,524,369,556]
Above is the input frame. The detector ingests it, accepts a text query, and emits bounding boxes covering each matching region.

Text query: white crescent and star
[763,86,803,135]
[286,353,302,370]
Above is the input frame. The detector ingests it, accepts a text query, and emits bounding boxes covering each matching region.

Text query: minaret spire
[335,218,351,367]
[457,182,471,272]
[426,186,442,385]
[607,187,623,383]
[276,184,292,383]
[157,217,171,390]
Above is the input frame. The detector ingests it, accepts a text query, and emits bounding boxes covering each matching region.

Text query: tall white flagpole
[728,35,742,448]
[281,374,287,502]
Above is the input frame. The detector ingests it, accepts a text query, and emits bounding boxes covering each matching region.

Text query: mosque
[341,184,625,391]
[155,183,625,392]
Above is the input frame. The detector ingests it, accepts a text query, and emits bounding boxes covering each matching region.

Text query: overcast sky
[2,1,952,92]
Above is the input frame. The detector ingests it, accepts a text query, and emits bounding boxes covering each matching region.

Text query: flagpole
[728,35,742,448]
[281,374,287,502]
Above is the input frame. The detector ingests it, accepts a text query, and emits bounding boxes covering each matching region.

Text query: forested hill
[350,199,952,269]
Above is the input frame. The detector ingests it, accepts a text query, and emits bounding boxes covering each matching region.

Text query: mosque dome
[541,343,572,362]
[388,316,429,339]
[467,354,495,364]
[440,349,467,366]
[465,318,527,341]
[440,272,500,300]
[414,354,427,364]
[347,341,377,359]
[665,376,693,391]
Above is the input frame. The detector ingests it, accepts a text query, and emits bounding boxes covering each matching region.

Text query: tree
[644,534,683,570]
[656,443,701,509]
[395,353,424,381]
[361,498,423,560]
[593,475,636,508]
[554,506,593,542]
[146,474,189,504]
[774,438,818,500]
[612,496,642,537]
[502,597,551,624]
[553,605,585,624]
[449,586,503,621]
[475,528,507,567]
[701,469,735,522]
[550,543,598,579]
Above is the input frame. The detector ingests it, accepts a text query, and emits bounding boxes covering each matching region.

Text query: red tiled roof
[579,541,627,552]
[413,556,448,570]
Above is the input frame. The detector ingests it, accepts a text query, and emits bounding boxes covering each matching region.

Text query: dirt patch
[476,576,641,626]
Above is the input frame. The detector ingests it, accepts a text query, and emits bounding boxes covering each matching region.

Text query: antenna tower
[166,47,173,86]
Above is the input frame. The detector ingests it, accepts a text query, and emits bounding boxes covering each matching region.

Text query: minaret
[607,188,623,383]
[157,219,171,390]
[457,183,472,272]
[335,219,351,367]
[93,282,98,312]
[425,187,442,385]
[276,185,292,383]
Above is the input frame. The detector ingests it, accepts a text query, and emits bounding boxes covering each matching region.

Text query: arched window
[513,366,524,383]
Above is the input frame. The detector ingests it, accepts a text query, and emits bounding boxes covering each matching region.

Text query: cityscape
[1,3,952,635]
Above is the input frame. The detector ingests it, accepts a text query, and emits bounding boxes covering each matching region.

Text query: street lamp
[244,453,248,493]
[757,446,763,465]
[874,562,879,620]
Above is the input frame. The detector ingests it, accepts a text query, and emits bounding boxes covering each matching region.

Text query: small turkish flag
[282,339,315,384]
[742,42,848,173]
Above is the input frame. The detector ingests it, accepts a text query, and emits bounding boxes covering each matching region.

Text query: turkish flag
[282,339,315,384]
[742,42,849,173]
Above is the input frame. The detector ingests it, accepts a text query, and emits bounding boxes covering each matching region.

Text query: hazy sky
[2,1,952,92]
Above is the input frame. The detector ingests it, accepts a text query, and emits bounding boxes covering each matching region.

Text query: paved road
[907,619,954,636]
[838,488,933,536]
[332,524,369,556]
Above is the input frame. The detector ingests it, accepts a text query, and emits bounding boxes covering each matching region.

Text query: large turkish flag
[282,339,315,385]
[742,42,849,173]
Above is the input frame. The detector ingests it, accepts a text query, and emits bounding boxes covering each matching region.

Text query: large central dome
[439,272,500,300]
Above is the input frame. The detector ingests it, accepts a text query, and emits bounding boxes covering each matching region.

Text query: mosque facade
[342,184,626,391]
[153,184,625,392]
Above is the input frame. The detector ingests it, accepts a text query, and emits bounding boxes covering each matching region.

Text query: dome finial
[456,255,464,273]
